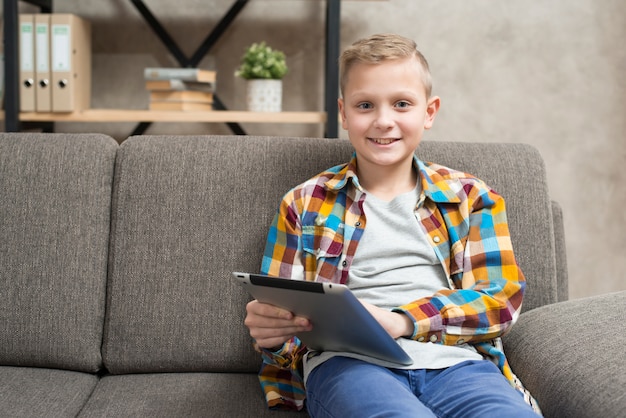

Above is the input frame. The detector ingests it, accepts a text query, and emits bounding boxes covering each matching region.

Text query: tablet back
[234,272,413,366]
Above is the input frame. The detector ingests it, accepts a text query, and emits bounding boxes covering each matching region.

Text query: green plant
[235,42,288,80]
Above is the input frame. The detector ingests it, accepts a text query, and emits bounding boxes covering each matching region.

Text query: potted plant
[235,42,288,112]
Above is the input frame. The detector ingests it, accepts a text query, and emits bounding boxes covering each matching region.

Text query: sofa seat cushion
[77,372,300,417]
[0,366,98,417]
[504,291,626,418]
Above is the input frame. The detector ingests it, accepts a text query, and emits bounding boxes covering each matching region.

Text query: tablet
[233,272,413,366]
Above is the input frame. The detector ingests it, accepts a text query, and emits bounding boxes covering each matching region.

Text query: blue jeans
[306,357,540,418]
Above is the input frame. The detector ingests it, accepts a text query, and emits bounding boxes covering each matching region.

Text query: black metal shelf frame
[2,0,340,137]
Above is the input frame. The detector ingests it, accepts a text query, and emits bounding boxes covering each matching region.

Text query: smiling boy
[244,33,541,417]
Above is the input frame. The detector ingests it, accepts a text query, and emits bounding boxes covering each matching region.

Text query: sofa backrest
[0,133,118,373]
[102,135,357,374]
[102,135,557,375]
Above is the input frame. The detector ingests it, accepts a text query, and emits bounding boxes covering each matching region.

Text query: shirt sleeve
[255,195,311,410]
[395,184,526,346]
[261,192,306,280]
[256,337,308,410]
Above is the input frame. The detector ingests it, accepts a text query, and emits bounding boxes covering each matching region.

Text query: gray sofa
[1,132,624,418]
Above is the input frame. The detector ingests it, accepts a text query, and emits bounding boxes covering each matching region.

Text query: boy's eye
[395,101,411,109]
[357,102,373,110]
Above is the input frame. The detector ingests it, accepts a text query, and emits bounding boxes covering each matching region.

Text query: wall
[8,0,626,300]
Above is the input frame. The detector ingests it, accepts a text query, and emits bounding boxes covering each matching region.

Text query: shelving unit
[2,0,341,137]
[16,109,327,124]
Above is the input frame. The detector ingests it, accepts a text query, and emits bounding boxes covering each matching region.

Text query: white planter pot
[246,79,282,112]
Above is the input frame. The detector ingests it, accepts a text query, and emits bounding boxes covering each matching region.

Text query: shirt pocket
[302,225,344,259]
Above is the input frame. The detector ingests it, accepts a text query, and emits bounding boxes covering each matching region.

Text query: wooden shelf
[3,0,340,136]
[15,109,327,124]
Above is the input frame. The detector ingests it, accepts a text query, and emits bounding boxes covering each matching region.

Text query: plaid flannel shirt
[257,154,527,411]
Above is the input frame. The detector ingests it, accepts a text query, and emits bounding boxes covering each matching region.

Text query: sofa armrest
[551,200,568,302]
[503,291,626,418]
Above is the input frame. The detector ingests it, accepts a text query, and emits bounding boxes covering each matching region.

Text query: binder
[18,14,36,112]
[50,14,91,112]
[34,14,51,112]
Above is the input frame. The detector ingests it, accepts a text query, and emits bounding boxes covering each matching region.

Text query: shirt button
[418,336,425,342]
[355,221,362,227]
[433,236,441,243]
[430,334,438,343]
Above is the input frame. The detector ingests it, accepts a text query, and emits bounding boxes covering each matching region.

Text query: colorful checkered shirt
[257,154,527,411]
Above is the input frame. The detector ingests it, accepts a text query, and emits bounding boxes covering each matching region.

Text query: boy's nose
[373,108,394,129]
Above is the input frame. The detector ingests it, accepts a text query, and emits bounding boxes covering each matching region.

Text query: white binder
[34,14,51,112]
[50,14,91,112]
[18,14,36,112]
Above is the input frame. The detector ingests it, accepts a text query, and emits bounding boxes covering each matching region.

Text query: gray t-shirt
[303,186,482,382]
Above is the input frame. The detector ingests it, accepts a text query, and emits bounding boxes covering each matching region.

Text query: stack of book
[144,67,216,111]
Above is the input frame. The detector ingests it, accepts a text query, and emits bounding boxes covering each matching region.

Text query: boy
[244,33,541,417]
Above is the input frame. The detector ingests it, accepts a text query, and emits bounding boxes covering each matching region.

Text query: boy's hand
[361,301,414,339]
[244,300,312,350]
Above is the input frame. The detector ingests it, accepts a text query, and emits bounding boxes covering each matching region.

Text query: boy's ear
[338,98,347,128]
[424,96,441,129]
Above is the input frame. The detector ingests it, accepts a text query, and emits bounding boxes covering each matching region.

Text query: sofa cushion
[102,135,356,374]
[103,136,556,374]
[0,133,118,372]
[0,366,98,417]
[503,291,626,418]
[78,373,298,417]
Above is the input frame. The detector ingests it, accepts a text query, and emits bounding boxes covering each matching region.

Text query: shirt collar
[324,154,462,204]
[323,153,362,191]
[416,157,463,203]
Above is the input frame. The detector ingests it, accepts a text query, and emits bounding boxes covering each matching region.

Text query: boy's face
[338,57,440,173]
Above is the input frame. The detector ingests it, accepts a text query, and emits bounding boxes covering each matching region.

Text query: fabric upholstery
[504,291,626,418]
[78,373,297,417]
[0,133,118,372]
[550,201,569,301]
[0,366,98,417]
[5,132,619,417]
[103,136,556,376]
[102,135,356,374]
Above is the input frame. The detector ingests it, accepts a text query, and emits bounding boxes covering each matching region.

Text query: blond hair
[339,33,433,98]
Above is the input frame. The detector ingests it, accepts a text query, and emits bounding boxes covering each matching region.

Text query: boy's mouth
[369,137,398,145]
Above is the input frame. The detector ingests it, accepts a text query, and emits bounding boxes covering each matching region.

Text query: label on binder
[20,21,34,71]
[52,24,71,72]
[35,23,49,72]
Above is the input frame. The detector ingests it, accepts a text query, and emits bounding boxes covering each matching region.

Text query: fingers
[244,300,312,349]
[246,299,293,321]
[360,300,414,339]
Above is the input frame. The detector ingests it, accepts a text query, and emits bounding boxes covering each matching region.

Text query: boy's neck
[356,160,418,202]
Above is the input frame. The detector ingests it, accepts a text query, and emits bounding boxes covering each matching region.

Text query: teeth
[371,138,395,145]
